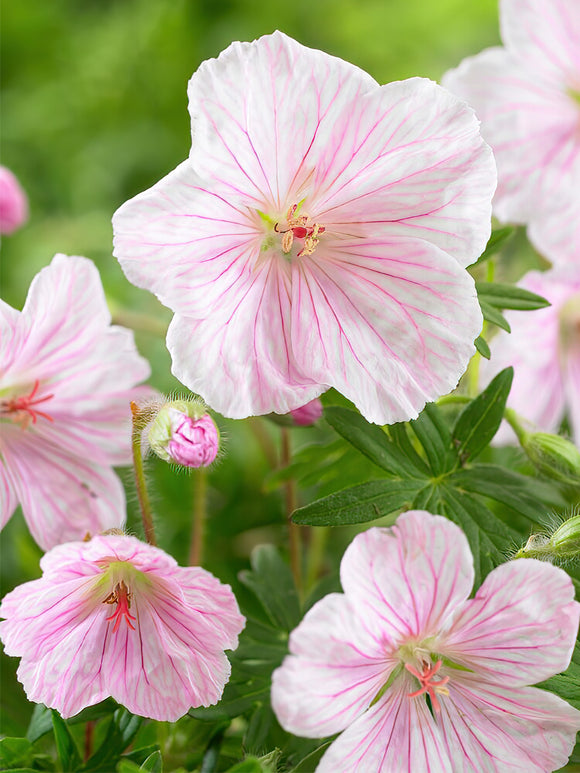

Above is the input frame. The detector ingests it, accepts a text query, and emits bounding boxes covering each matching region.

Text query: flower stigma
[405,659,450,714]
[0,380,54,429]
[103,579,136,633]
[273,203,325,258]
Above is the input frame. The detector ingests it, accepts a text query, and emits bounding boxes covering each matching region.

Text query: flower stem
[130,401,157,546]
[84,721,94,762]
[189,468,207,565]
[281,427,302,594]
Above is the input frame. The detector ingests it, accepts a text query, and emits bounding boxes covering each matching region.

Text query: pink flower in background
[271,511,580,772]
[482,267,580,445]
[114,31,495,425]
[0,533,245,720]
[0,166,28,235]
[289,398,323,427]
[443,0,580,261]
[0,254,151,550]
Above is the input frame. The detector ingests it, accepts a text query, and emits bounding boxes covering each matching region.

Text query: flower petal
[442,559,580,686]
[340,512,474,644]
[0,457,19,528]
[528,196,580,268]
[272,593,392,738]
[291,239,482,424]
[438,677,580,772]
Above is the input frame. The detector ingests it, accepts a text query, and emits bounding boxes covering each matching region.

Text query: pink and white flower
[0,254,151,550]
[443,0,580,263]
[0,533,245,721]
[482,266,580,445]
[0,166,28,235]
[113,31,496,425]
[271,511,580,772]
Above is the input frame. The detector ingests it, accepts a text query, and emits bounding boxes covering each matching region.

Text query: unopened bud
[289,398,323,426]
[0,166,28,235]
[148,400,219,468]
[522,432,580,485]
[515,513,580,563]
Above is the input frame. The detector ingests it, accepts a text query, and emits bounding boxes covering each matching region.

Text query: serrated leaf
[476,281,550,310]
[51,712,81,773]
[474,227,515,265]
[479,299,511,332]
[452,368,513,463]
[474,336,491,359]
[409,403,454,476]
[239,545,300,632]
[80,709,142,773]
[324,406,423,478]
[292,479,423,526]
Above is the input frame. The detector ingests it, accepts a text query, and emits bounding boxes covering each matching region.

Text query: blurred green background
[0,0,501,745]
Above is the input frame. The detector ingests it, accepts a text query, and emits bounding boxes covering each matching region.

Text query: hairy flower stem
[131,401,157,546]
[189,468,207,566]
[281,427,302,595]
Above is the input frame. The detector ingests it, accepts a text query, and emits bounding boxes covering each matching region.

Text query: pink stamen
[104,580,136,633]
[1,380,55,427]
[405,659,450,714]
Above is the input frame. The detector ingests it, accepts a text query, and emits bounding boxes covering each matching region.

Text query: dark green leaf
[289,743,333,772]
[0,738,33,769]
[473,227,515,265]
[138,751,162,772]
[224,758,267,773]
[238,545,300,632]
[324,406,423,478]
[27,704,53,743]
[243,704,273,755]
[121,746,161,768]
[411,484,442,512]
[81,709,142,773]
[476,282,550,310]
[479,300,511,332]
[51,712,81,773]
[452,368,513,463]
[292,480,423,526]
[474,336,491,359]
[409,403,454,475]
[117,761,143,773]
[386,423,430,475]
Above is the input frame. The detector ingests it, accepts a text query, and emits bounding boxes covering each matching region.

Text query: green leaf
[411,484,442,512]
[51,712,81,773]
[409,403,454,476]
[479,299,511,332]
[224,758,269,773]
[81,709,142,773]
[26,704,53,743]
[292,479,423,526]
[288,743,333,772]
[474,336,491,359]
[473,227,515,265]
[452,368,513,463]
[138,751,163,772]
[386,423,430,475]
[238,545,300,632]
[121,746,161,768]
[324,406,423,478]
[476,281,550,310]
[117,762,143,773]
[0,738,33,769]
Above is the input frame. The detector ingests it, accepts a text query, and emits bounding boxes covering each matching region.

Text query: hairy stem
[131,401,157,546]
[189,468,207,566]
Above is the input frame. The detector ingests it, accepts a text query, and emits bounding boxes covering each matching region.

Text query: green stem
[111,309,167,338]
[436,394,471,407]
[467,257,496,397]
[130,402,157,546]
[189,468,207,565]
[281,427,302,595]
[305,525,328,590]
[503,407,528,444]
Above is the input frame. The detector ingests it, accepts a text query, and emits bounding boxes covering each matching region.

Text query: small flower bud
[515,513,580,563]
[148,400,219,468]
[522,431,580,485]
[289,398,323,426]
[0,166,28,235]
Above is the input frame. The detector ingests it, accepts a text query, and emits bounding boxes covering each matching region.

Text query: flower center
[0,380,55,429]
[273,203,325,258]
[405,659,449,714]
[103,579,136,633]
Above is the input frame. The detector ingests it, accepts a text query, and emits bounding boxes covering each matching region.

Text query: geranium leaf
[473,227,515,265]
[409,403,455,475]
[80,709,142,773]
[479,299,511,332]
[474,336,491,359]
[476,281,550,310]
[51,712,81,773]
[239,546,300,632]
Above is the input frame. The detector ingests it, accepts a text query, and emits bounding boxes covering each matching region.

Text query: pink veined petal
[0,299,24,375]
[339,513,474,644]
[500,0,580,82]
[290,238,482,424]
[271,593,392,738]
[1,427,125,549]
[311,77,496,268]
[443,48,580,225]
[528,195,580,268]
[316,675,452,773]
[441,559,580,686]
[187,31,378,212]
[437,676,580,773]
[166,257,323,418]
[0,458,19,528]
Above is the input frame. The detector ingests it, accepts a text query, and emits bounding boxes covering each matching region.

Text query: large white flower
[113,32,495,424]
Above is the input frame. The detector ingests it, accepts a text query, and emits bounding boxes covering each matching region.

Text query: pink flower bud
[289,398,323,426]
[0,166,28,235]
[148,400,219,467]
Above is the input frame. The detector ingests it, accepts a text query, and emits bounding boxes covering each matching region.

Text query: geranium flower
[0,254,151,550]
[443,0,580,260]
[482,266,580,445]
[0,166,28,235]
[0,533,245,720]
[113,31,496,425]
[271,511,580,772]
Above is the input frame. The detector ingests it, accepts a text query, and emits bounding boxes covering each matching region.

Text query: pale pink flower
[482,266,580,445]
[289,398,323,427]
[271,511,580,772]
[0,533,245,721]
[0,166,28,235]
[113,31,496,425]
[0,254,151,550]
[443,0,580,261]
